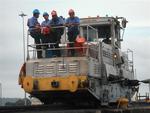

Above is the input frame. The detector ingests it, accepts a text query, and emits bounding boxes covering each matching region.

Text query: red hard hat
[51,10,57,16]
[68,9,74,14]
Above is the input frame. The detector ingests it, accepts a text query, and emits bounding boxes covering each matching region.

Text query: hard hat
[68,9,74,14]
[51,10,57,16]
[33,9,40,14]
[43,12,49,16]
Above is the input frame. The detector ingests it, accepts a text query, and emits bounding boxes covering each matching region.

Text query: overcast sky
[0,0,150,98]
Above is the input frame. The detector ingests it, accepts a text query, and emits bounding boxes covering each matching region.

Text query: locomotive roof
[80,16,120,26]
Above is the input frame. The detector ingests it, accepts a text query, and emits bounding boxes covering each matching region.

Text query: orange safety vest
[76,36,86,44]
[75,36,86,54]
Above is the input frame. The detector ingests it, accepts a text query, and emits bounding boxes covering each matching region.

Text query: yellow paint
[18,63,26,86]
[22,75,87,93]
[68,75,79,92]
[23,76,33,92]
[145,98,150,103]
[18,74,24,85]
[117,97,129,108]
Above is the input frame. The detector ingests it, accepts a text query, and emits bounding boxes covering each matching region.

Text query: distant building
[1,98,21,106]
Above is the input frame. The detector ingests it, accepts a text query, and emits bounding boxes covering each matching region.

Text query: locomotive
[19,16,139,105]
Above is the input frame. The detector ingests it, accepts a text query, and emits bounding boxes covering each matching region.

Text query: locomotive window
[95,25,111,39]
[81,27,97,41]
[81,25,111,41]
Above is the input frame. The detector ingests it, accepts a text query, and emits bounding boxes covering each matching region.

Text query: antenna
[19,11,27,62]
[19,11,27,106]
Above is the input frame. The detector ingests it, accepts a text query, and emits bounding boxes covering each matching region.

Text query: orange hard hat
[51,10,57,16]
[68,9,74,14]
[76,36,86,44]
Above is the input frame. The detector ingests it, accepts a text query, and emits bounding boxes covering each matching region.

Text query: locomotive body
[19,16,139,105]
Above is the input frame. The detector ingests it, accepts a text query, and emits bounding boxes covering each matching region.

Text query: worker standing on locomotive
[49,10,64,57]
[27,9,43,58]
[41,12,50,28]
[65,9,80,56]
[41,12,52,58]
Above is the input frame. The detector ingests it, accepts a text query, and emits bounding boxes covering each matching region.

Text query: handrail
[26,24,99,59]
[28,46,88,51]
[86,25,98,42]
[87,25,97,32]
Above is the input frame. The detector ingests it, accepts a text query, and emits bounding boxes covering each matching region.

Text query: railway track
[0,104,150,113]
[0,104,96,113]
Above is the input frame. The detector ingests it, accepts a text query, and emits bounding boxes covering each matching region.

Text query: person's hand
[65,23,73,27]
[69,23,74,27]
[35,25,40,29]
[35,24,41,32]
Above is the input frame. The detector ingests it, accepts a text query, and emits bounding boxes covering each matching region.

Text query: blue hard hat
[33,9,40,14]
[43,12,49,16]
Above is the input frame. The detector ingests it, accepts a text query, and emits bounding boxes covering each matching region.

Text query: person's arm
[41,21,44,27]
[47,20,51,28]
[75,17,80,24]
[28,18,41,31]
[65,17,80,26]
[53,17,64,27]
[27,18,35,28]
[66,23,79,26]
[73,17,80,25]
[64,18,70,26]
[49,19,55,27]
[27,18,35,31]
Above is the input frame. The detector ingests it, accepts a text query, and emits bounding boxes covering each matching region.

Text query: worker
[65,9,80,56]
[27,9,43,58]
[41,12,53,58]
[41,12,50,27]
[50,10,64,57]
[75,35,86,56]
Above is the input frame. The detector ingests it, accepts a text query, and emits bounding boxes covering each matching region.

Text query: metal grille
[33,61,79,76]
[35,64,44,74]
[45,64,55,74]
[69,62,78,73]
[58,64,67,73]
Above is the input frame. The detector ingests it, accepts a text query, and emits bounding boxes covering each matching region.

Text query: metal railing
[127,49,134,73]
[26,25,100,60]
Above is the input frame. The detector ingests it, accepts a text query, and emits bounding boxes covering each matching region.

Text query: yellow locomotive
[19,17,139,105]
